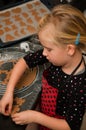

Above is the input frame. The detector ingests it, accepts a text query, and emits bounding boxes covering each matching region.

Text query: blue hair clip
[75,33,80,45]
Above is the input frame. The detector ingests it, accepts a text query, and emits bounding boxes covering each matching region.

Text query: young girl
[0,4,86,130]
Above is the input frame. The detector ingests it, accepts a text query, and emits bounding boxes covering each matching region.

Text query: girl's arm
[6,58,28,93]
[12,110,71,130]
[36,111,71,130]
[0,58,28,116]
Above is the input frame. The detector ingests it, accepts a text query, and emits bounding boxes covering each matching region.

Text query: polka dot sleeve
[23,49,48,68]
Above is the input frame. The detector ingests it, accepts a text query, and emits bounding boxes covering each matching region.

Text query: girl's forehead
[39,23,56,40]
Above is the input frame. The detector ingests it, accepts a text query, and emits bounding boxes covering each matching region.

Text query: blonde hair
[38,4,86,51]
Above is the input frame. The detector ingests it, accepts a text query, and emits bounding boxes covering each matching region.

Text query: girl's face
[38,24,68,66]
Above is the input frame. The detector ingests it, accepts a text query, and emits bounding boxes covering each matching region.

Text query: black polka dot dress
[24,49,86,130]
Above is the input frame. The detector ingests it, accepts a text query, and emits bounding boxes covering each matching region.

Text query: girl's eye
[43,47,52,52]
[47,48,52,52]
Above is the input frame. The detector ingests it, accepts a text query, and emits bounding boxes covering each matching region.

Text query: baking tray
[0,0,50,47]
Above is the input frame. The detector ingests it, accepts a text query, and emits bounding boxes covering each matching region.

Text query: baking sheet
[0,0,49,44]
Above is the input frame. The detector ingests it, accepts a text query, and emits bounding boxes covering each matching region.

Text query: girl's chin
[51,62,59,66]
[48,59,58,66]
[50,61,56,65]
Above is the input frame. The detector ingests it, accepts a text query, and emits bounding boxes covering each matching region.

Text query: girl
[0,4,86,130]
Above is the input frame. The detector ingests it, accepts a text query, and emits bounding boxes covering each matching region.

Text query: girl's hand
[11,110,71,130]
[11,110,37,125]
[0,92,13,116]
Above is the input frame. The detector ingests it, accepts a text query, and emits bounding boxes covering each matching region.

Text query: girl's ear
[67,44,76,56]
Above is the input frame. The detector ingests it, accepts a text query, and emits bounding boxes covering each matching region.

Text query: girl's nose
[42,48,47,57]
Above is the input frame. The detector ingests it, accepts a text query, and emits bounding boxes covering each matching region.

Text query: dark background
[0,0,86,12]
